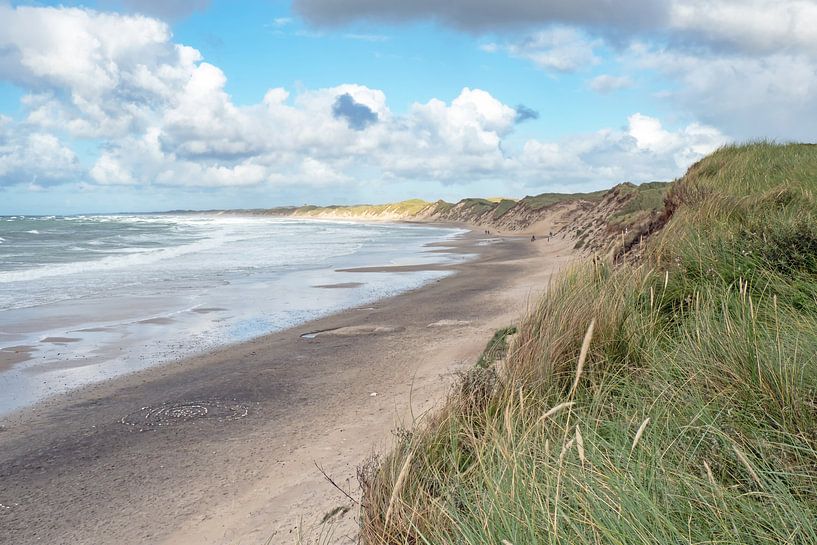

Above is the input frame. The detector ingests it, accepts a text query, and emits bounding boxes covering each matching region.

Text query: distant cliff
[252,182,671,259]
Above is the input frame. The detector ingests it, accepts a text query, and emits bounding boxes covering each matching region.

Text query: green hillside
[359,143,817,545]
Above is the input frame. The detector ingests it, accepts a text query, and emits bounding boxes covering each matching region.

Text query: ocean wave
[0,233,230,283]
[25,230,40,234]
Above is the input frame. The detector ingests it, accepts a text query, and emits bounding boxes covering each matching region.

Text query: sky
[0,1,815,214]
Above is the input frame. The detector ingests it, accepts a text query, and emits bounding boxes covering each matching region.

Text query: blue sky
[0,0,814,214]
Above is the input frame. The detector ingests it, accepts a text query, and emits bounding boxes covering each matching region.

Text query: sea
[0,214,467,415]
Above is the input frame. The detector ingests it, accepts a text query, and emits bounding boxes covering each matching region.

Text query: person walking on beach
[531,235,536,242]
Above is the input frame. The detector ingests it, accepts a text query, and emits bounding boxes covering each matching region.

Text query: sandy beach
[0,229,574,545]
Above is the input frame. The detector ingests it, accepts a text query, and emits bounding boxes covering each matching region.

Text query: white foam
[0,233,229,283]
[25,230,40,234]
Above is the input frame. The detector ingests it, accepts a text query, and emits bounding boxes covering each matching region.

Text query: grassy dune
[293,199,433,217]
[359,143,817,544]
[519,189,607,210]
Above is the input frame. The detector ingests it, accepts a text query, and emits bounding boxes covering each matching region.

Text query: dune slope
[359,143,817,545]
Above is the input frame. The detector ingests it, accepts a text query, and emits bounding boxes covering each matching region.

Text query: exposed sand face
[0,232,574,545]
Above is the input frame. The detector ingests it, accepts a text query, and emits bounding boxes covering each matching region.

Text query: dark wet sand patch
[427,246,488,254]
[28,357,102,374]
[312,282,364,289]
[0,345,35,371]
[192,307,228,314]
[424,240,490,252]
[41,337,81,344]
[138,317,176,325]
[301,325,402,339]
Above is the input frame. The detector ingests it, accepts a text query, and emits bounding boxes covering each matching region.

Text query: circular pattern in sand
[121,399,249,429]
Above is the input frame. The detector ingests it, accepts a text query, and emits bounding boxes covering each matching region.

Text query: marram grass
[358,143,817,545]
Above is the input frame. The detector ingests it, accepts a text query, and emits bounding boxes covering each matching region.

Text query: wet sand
[0,231,575,545]
[40,337,82,344]
[0,346,33,372]
[335,264,450,273]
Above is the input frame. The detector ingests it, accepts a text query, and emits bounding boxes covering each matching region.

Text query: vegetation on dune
[294,199,432,217]
[491,199,517,219]
[455,198,497,216]
[573,180,673,254]
[271,188,615,225]
[475,326,517,369]
[519,189,607,211]
[359,143,817,544]
[610,181,670,221]
[262,183,664,236]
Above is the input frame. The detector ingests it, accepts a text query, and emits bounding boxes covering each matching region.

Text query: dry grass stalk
[732,443,762,486]
[519,402,575,445]
[569,320,596,398]
[558,438,575,467]
[384,450,415,527]
[703,459,715,485]
[631,417,651,452]
[544,401,575,420]
[575,425,586,465]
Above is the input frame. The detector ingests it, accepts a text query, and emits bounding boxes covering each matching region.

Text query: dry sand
[0,231,575,545]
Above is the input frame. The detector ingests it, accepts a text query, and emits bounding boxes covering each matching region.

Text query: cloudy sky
[0,0,814,214]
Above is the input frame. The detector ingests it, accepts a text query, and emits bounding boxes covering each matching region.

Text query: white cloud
[628,113,681,153]
[0,4,735,198]
[89,153,137,185]
[271,17,293,27]
[26,58,718,193]
[519,113,728,186]
[629,44,817,141]
[626,112,727,167]
[0,116,81,186]
[295,0,817,58]
[0,5,200,138]
[120,0,211,21]
[289,0,817,144]
[588,74,633,94]
[506,27,600,72]
[667,0,817,55]
[343,33,389,42]
[90,82,520,188]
